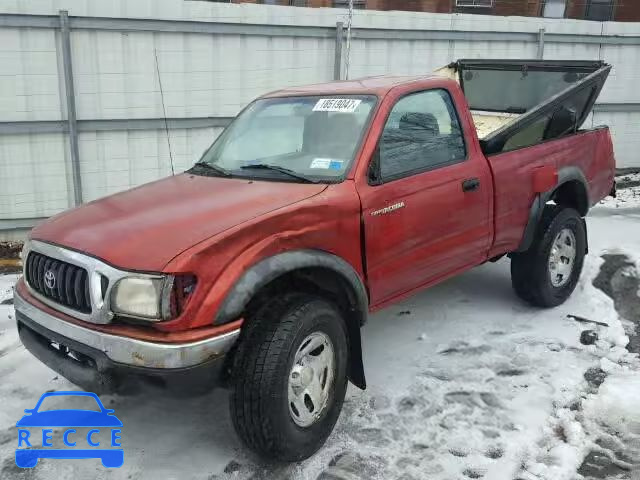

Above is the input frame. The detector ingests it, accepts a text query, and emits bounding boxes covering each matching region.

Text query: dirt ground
[0,242,21,259]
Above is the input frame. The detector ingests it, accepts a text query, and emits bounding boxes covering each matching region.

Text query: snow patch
[584,371,640,437]
[0,274,18,304]
[598,179,640,210]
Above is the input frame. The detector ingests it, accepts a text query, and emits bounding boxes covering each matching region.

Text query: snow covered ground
[1,193,639,479]
[599,173,640,211]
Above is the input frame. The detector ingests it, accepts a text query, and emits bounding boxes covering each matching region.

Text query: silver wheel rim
[548,228,577,287]
[288,331,335,427]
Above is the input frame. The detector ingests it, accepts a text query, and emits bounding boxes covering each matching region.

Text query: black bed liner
[449,59,611,155]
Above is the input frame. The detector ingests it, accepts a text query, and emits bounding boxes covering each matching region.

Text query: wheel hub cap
[548,228,577,287]
[288,332,335,427]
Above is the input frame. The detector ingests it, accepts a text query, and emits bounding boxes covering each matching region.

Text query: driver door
[359,88,493,306]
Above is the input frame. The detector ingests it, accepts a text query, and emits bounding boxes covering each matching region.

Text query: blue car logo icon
[16,391,123,468]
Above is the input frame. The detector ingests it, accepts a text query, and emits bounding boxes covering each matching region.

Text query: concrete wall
[1,0,639,238]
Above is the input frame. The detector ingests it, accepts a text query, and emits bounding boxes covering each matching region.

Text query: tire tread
[229,293,346,461]
[511,206,585,308]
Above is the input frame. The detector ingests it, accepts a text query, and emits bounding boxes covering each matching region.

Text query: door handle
[462,178,480,192]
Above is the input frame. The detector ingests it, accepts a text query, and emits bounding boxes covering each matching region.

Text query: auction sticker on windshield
[313,98,361,113]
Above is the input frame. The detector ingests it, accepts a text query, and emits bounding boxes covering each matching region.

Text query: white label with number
[312,98,362,113]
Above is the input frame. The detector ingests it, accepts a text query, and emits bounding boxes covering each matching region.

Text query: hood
[32,174,327,271]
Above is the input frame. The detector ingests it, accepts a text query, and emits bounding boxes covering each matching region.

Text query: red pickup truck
[15,60,615,462]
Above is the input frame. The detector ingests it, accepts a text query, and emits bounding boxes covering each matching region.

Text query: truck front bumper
[14,289,240,393]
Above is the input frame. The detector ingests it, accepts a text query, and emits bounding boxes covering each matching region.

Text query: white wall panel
[71,30,335,120]
[449,40,537,61]
[592,111,639,169]
[0,133,70,218]
[0,27,61,121]
[77,127,222,202]
[599,45,640,104]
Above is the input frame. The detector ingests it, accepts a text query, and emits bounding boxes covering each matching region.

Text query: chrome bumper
[14,289,240,369]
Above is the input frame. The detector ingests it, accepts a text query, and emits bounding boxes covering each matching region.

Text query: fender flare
[516,166,589,253]
[216,249,369,389]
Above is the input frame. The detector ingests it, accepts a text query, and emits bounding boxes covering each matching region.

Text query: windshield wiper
[240,164,318,184]
[189,161,232,177]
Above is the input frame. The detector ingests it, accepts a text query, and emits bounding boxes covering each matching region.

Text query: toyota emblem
[44,270,56,289]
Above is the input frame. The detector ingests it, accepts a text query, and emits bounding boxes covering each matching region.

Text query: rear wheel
[229,293,348,462]
[511,206,586,308]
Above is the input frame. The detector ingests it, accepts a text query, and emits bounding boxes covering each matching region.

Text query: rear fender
[516,166,589,253]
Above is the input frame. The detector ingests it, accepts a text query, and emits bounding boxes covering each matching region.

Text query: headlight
[111,277,166,320]
[110,274,197,321]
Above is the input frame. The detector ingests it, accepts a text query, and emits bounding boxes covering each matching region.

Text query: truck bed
[486,126,615,258]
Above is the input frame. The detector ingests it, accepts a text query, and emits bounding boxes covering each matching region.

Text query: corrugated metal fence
[1,0,639,238]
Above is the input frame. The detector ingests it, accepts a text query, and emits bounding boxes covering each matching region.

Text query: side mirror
[24,409,34,414]
[368,145,382,186]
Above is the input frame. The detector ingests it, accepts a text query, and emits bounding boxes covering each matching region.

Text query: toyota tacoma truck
[15,59,616,462]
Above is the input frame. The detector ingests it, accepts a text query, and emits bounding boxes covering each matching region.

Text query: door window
[378,89,466,181]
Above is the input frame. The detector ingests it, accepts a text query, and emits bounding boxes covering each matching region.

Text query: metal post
[334,22,344,81]
[345,0,354,80]
[59,10,83,206]
[537,28,546,60]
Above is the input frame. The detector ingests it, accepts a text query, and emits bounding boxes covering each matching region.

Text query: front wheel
[511,206,586,308]
[229,293,348,462]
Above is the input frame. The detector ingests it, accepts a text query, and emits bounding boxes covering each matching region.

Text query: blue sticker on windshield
[329,160,344,170]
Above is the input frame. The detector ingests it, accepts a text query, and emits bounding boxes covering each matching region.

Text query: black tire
[511,206,586,308]
[229,293,349,462]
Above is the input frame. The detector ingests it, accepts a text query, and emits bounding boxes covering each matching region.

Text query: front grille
[25,251,92,314]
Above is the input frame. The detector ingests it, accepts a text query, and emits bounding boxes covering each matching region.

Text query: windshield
[195,95,377,182]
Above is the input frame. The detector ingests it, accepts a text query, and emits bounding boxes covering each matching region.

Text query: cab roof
[263,75,443,98]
